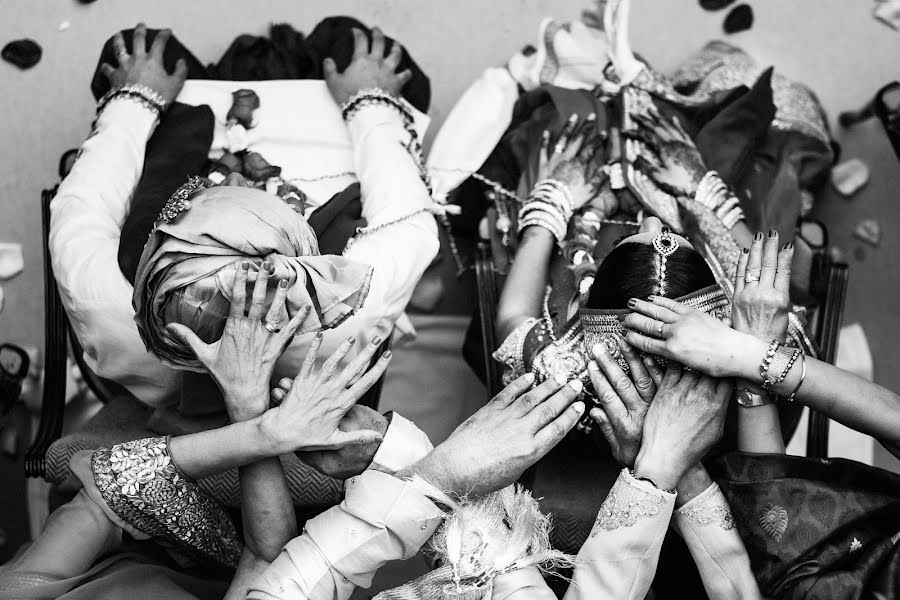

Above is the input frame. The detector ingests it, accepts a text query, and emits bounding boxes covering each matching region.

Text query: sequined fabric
[92,437,241,568]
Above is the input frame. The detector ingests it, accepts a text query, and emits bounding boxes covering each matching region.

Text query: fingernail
[315,331,323,339]
[617,314,627,322]
[593,343,606,355]
[554,374,567,386]
[784,242,793,250]
[569,379,583,392]
[742,247,750,254]
[524,372,535,383]
[754,232,763,241]
[262,260,272,271]
[371,336,382,346]
[588,360,599,372]
[627,298,637,308]
[572,401,585,414]
[278,279,288,289]
[647,295,657,301]
[347,337,356,345]
[382,350,392,359]
[768,229,777,238]
[589,407,602,419]
[587,112,596,120]
[242,261,251,270]
[568,114,578,122]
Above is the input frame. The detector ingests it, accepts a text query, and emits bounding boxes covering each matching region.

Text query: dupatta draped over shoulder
[133,185,373,371]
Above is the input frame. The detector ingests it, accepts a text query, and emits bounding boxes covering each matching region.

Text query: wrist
[400,449,466,497]
[734,334,771,383]
[224,393,268,423]
[257,410,291,455]
[674,463,712,507]
[633,450,683,491]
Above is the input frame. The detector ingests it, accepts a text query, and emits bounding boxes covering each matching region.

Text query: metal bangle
[787,351,807,402]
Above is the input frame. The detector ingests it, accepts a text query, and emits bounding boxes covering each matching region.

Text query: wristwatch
[736,388,774,408]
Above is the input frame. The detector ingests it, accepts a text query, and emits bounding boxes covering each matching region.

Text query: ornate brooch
[157,176,206,225]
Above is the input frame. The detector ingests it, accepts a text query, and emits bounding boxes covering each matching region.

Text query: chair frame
[25,187,390,478]
[474,238,849,459]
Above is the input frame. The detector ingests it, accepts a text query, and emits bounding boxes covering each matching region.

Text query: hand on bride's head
[99,24,188,105]
[259,328,390,454]
[537,113,607,211]
[166,261,307,422]
[620,296,744,377]
[405,373,585,497]
[323,27,412,105]
[587,336,663,467]
[633,366,732,489]
[626,105,706,198]
[733,230,794,342]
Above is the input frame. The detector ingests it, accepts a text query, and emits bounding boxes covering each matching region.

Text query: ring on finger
[656,323,664,337]
[264,321,281,334]
[745,270,761,284]
[554,142,566,154]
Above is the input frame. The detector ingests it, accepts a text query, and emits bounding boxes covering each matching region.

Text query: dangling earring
[651,226,679,297]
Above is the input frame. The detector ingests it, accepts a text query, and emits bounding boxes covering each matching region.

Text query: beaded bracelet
[759,339,780,391]
[97,84,167,118]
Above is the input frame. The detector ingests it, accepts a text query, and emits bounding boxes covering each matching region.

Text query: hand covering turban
[133,185,372,371]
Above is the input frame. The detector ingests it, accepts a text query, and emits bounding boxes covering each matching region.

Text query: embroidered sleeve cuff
[675,482,735,530]
[590,469,676,534]
[95,96,159,138]
[370,412,434,474]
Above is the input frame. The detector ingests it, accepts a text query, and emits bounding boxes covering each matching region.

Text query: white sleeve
[49,99,179,406]
[341,104,440,329]
[672,483,763,600]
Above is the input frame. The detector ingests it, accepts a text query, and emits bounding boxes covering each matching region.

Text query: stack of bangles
[97,84,168,118]
[341,87,414,126]
[758,339,807,401]
[694,171,745,230]
[517,179,575,243]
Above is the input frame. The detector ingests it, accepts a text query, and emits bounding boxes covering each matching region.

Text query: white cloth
[50,82,438,406]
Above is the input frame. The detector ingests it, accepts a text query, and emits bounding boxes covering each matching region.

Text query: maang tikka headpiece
[651,226,679,297]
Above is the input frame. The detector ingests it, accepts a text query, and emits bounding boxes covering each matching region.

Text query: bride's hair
[586,242,716,309]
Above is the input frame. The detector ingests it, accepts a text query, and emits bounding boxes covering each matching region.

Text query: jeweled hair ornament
[157,176,208,226]
[652,226,679,297]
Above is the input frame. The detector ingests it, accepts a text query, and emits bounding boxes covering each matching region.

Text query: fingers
[346,351,392,399]
[321,337,356,378]
[166,323,207,359]
[621,313,667,339]
[173,58,188,81]
[149,28,170,61]
[622,330,667,357]
[133,23,148,57]
[335,428,385,446]
[642,355,665,388]
[589,407,621,456]
[351,28,368,59]
[759,230,780,288]
[735,247,749,295]
[659,362,684,390]
[628,298,681,323]
[587,360,627,423]
[247,261,272,321]
[535,400,585,451]
[277,305,311,349]
[645,296,692,316]
[527,379,583,430]
[395,69,413,88]
[112,33,129,65]
[774,242,794,294]
[99,63,116,79]
[228,261,250,319]
[592,341,647,411]
[370,27,385,58]
[617,335,656,403]
[336,333,385,389]
[298,332,323,380]
[511,375,566,416]
[490,372,537,408]
[385,41,403,70]
[265,278,289,326]
[745,231,764,285]
[554,114,579,155]
[670,115,691,141]
[323,57,338,79]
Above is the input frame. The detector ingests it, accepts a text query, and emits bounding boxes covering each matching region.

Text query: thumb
[166,323,207,358]
[323,57,337,78]
[335,429,384,446]
[173,58,188,80]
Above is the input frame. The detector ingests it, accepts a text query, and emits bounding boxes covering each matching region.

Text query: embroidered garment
[91,437,241,568]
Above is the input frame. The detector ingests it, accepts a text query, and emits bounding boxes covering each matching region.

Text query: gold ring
[657,323,664,337]
[745,271,761,284]
[264,321,281,334]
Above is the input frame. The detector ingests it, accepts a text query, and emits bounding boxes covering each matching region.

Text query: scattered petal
[699,0,737,11]
[831,158,870,197]
[853,218,881,247]
[723,4,754,34]
[0,244,24,280]
[2,39,42,70]
[227,89,260,129]
[58,21,71,32]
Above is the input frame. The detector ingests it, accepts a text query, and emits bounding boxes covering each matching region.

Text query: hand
[537,113,607,212]
[634,366,733,489]
[260,329,391,453]
[733,230,794,343]
[99,24,188,105]
[406,373,585,497]
[587,336,663,467]
[627,105,706,198]
[167,261,308,422]
[324,27,411,105]
[271,379,389,479]
[621,296,747,377]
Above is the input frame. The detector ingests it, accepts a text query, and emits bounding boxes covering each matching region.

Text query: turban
[133,185,372,371]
